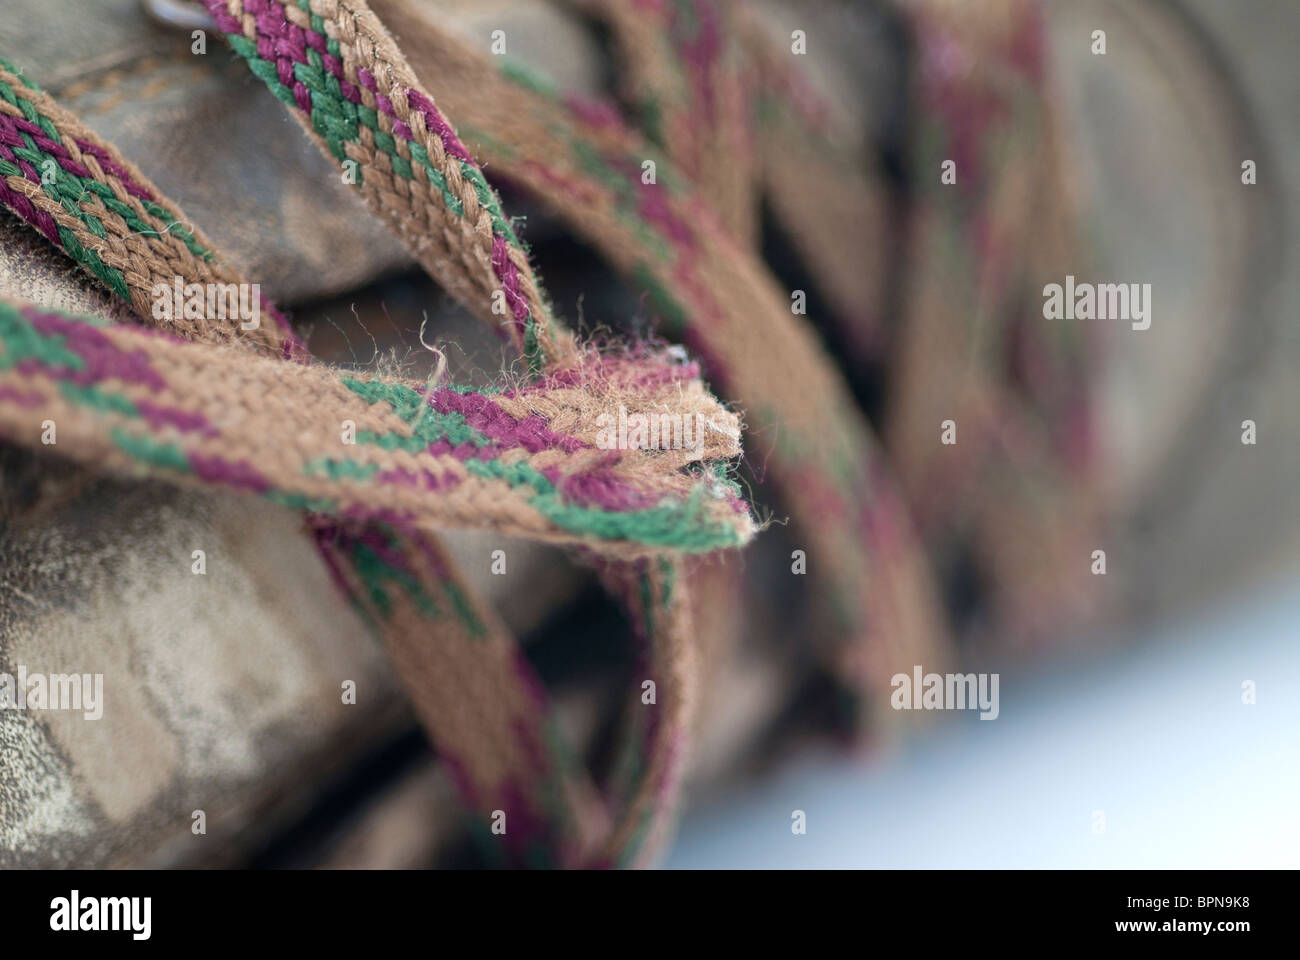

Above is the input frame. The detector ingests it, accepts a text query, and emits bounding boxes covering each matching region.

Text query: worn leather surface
[0,468,409,867]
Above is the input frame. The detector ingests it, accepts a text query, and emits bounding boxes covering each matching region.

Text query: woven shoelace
[196,0,944,839]
[248,0,954,711]
[0,300,751,551]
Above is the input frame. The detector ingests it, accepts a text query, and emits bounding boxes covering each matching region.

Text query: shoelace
[282,0,956,706]
[199,0,951,838]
